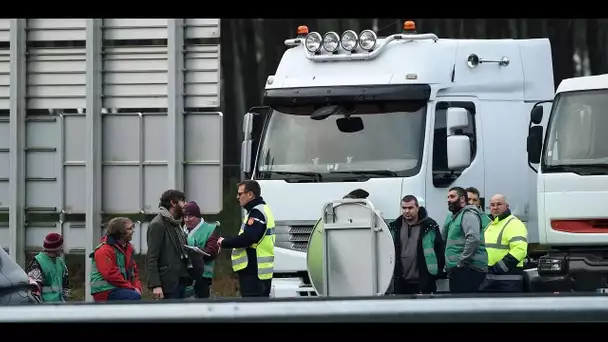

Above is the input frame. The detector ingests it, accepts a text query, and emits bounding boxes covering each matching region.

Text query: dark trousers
[448,266,486,293]
[238,273,272,298]
[108,288,141,301]
[194,277,212,299]
[164,278,188,300]
[479,269,525,293]
[394,277,437,295]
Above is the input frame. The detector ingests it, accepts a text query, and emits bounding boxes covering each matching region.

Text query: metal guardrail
[2,294,608,322]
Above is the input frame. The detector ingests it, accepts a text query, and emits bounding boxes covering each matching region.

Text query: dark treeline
[219,18,608,167]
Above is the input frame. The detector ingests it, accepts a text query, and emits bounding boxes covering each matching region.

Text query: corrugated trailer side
[0,19,223,301]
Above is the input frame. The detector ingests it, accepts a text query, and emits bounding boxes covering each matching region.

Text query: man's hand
[152,286,164,299]
[135,288,142,296]
[218,237,224,246]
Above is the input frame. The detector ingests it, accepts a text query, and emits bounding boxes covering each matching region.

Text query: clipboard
[183,244,211,257]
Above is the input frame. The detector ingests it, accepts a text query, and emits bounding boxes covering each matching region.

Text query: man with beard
[146,189,191,300]
[443,186,488,293]
[89,217,143,301]
[389,195,445,294]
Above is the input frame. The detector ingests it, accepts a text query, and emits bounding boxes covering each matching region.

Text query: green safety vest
[187,222,217,280]
[389,220,439,276]
[480,212,492,234]
[34,252,65,303]
[89,242,133,295]
[231,204,276,280]
[443,206,488,270]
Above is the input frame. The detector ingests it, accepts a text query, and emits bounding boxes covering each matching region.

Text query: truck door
[424,98,486,225]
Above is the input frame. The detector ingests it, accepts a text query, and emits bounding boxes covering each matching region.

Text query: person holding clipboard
[183,201,221,298]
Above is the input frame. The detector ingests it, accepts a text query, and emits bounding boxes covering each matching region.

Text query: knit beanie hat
[184,201,202,218]
[43,232,64,252]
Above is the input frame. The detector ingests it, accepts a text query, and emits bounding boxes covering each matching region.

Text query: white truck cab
[527,74,608,292]
[241,22,555,297]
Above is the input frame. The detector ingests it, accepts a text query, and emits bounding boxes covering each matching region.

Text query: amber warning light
[403,20,416,32]
[297,25,309,36]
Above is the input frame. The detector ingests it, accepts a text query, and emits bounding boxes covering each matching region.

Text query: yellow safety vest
[231,204,276,280]
[484,214,528,269]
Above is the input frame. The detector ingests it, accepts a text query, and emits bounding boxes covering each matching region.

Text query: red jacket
[92,236,142,302]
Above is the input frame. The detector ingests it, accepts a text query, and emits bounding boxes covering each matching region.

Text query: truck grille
[289,225,314,252]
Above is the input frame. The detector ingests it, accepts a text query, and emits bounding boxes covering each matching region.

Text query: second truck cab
[528,74,608,292]
[241,22,555,297]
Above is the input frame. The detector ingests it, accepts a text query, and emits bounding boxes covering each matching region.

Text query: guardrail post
[8,19,26,267]
[167,19,185,190]
[84,18,103,302]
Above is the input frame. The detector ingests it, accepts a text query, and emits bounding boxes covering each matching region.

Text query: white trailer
[0,19,223,301]
[527,74,608,292]
[240,22,555,297]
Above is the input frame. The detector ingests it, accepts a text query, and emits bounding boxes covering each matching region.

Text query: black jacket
[222,197,269,275]
[389,207,446,285]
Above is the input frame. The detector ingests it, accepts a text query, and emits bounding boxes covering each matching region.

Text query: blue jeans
[108,288,142,301]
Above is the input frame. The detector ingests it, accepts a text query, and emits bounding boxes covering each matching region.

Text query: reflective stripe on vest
[231,203,276,280]
[485,217,515,250]
[42,285,60,293]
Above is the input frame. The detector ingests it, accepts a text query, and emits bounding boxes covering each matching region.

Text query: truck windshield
[543,89,608,170]
[255,102,426,180]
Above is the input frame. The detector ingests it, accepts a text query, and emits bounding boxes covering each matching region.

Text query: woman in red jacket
[89,217,143,301]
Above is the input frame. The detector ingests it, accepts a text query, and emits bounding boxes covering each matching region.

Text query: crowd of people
[388,186,529,294]
[23,181,527,303]
[25,180,276,303]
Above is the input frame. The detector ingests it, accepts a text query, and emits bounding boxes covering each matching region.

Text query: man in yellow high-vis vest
[480,194,528,292]
[218,180,276,297]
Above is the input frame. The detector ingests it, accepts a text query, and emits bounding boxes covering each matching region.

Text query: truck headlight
[358,30,377,51]
[538,257,567,274]
[340,30,358,51]
[305,32,322,53]
[322,31,340,52]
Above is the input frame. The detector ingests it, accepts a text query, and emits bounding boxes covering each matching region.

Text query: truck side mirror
[241,140,252,174]
[446,107,469,134]
[241,112,255,174]
[445,107,471,170]
[447,135,471,170]
[531,105,543,125]
[527,126,543,164]
[240,107,271,177]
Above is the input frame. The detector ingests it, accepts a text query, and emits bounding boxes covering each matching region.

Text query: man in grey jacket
[146,189,191,300]
[442,186,488,293]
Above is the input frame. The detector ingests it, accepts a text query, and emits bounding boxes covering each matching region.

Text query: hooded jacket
[389,207,446,283]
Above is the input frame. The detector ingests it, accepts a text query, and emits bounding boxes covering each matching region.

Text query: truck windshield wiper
[269,171,324,181]
[329,170,398,177]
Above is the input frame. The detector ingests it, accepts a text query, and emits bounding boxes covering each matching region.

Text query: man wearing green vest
[466,187,492,232]
[389,195,445,294]
[89,217,143,302]
[25,232,70,302]
[183,201,220,298]
[443,186,488,293]
[218,180,276,298]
